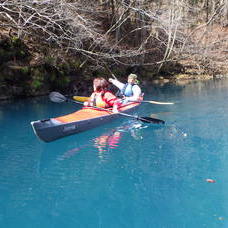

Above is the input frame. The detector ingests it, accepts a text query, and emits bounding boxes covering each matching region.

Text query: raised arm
[109,78,125,90]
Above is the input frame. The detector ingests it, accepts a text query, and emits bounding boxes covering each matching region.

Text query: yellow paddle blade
[73,96,89,102]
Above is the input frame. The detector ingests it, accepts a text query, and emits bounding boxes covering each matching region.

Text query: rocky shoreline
[2,73,228,101]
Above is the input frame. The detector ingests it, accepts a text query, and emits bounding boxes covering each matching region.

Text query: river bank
[1,1,227,100]
[1,23,227,101]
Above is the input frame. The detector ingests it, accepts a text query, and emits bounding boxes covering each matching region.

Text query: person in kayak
[109,73,142,103]
[84,77,121,112]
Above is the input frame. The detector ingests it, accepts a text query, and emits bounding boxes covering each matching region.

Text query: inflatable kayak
[31,101,142,142]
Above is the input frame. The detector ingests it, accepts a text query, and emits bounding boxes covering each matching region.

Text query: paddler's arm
[109,78,125,90]
[112,99,122,113]
[84,93,95,106]
[103,92,122,113]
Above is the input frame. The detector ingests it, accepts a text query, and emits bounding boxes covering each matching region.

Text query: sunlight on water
[1,79,228,227]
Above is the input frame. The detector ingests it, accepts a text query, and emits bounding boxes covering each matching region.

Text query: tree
[0,0,227,76]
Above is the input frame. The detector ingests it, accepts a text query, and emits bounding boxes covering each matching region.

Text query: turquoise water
[1,79,228,227]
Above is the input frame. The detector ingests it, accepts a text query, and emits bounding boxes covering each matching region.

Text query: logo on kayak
[63,125,76,132]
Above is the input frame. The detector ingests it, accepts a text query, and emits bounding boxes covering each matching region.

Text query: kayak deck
[54,102,139,123]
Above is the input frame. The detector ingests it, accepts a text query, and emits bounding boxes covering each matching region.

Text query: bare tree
[0,0,227,75]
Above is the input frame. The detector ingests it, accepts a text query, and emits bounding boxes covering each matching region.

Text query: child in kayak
[109,73,142,103]
[84,77,121,113]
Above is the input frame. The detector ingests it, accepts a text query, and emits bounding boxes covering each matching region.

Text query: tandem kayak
[31,101,142,142]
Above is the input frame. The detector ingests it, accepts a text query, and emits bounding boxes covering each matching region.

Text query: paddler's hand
[109,78,114,83]
[84,101,89,106]
[124,97,129,102]
[112,105,119,113]
[121,96,129,104]
[84,101,92,106]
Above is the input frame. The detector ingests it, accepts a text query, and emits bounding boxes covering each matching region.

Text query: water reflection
[58,121,146,161]
[94,122,145,151]
[93,131,122,162]
[94,131,121,151]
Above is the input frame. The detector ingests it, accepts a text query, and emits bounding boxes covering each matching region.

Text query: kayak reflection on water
[94,131,121,151]
[93,131,122,160]
[93,122,145,161]
[58,122,146,161]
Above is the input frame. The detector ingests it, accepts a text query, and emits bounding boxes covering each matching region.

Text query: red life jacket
[91,91,118,108]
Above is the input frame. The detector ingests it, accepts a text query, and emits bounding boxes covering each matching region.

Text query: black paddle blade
[49,92,67,103]
[139,116,165,124]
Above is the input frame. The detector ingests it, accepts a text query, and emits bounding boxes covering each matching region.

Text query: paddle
[72,96,89,102]
[73,95,174,105]
[50,92,165,124]
[141,100,174,105]
[104,64,118,80]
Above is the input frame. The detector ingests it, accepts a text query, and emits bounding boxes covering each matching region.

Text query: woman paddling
[84,77,121,112]
[109,73,142,103]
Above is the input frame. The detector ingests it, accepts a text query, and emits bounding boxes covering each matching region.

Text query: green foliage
[188,0,199,5]
[0,37,30,63]
[31,79,42,90]
[44,56,56,65]
[11,36,19,43]
[20,50,25,56]
[20,66,30,74]
[71,59,82,68]
[30,68,44,91]
[49,72,57,82]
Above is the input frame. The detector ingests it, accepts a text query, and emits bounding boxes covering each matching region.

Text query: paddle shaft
[104,64,117,80]
[68,99,152,122]
[140,100,174,105]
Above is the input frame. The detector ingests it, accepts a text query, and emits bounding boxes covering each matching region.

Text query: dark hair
[93,77,109,92]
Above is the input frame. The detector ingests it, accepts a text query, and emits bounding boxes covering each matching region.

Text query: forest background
[0,0,227,100]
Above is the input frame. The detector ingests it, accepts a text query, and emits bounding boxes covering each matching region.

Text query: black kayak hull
[31,103,140,142]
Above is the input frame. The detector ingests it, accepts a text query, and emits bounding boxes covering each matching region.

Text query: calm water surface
[1,79,228,228]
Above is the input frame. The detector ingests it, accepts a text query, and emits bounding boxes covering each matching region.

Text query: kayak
[31,101,141,142]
